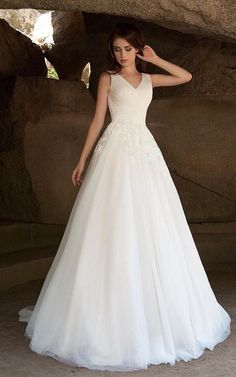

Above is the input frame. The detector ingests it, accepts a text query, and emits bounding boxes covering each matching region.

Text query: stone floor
[0,263,235,377]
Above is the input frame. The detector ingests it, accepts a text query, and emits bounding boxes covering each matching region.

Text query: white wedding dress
[18,72,231,372]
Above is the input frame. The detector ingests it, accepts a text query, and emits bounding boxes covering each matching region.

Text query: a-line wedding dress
[18,72,231,372]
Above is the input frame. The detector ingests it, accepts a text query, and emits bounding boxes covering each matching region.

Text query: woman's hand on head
[136,45,160,64]
[72,160,85,187]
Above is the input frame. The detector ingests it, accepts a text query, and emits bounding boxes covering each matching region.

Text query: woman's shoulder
[101,70,119,76]
[99,71,118,88]
[98,71,114,89]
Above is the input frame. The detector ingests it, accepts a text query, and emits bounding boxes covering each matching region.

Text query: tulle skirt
[18,120,231,371]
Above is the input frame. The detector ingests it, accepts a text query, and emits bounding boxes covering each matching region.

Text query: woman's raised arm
[137,45,192,87]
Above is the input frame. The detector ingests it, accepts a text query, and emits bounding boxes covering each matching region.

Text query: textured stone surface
[0,0,235,42]
[146,95,236,222]
[0,8,46,37]
[0,76,40,222]
[0,76,96,223]
[0,19,47,78]
[43,10,89,80]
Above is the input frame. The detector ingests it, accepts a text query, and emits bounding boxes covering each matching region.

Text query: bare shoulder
[98,71,111,90]
[106,70,117,75]
[100,71,110,78]
[99,71,111,80]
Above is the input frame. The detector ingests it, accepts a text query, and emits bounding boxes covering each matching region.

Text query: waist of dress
[110,117,147,127]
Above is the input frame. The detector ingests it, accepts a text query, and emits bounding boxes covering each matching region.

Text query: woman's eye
[114,48,132,52]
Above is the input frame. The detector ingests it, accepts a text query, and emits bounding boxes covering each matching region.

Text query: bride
[18,22,231,372]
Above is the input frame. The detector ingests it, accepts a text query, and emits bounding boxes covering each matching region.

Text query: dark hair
[105,22,146,74]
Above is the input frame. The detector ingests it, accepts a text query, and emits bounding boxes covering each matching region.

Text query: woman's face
[112,37,138,66]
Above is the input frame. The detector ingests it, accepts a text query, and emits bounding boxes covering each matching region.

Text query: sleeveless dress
[18,72,231,372]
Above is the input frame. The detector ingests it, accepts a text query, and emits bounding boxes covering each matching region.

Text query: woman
[18,22,231,372]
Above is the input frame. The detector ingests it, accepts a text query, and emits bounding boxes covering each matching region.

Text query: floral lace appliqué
[92,119,166,169]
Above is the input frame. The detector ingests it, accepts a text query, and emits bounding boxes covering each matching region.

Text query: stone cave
[0,1,235,375]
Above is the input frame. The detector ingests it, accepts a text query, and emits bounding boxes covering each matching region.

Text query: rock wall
[0,0,235,42]
[0,9,235,226]
[0,76,97,223]
[0,18,47,77]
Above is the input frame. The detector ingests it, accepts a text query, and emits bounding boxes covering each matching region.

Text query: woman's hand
[72,160,85,187]
[136,45,160,64]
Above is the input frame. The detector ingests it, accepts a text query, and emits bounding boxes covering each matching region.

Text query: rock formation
[0,5,235,227]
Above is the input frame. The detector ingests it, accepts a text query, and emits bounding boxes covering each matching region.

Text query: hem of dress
[23,322,231,372]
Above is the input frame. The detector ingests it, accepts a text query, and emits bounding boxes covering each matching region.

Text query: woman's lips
[121,59,128,62]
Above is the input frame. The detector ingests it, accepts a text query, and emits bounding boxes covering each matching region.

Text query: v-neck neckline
[118,72,143,90]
